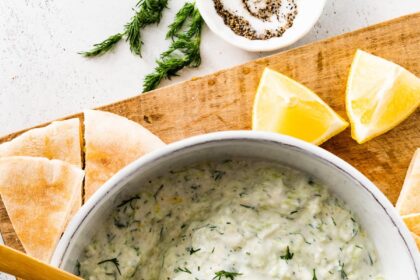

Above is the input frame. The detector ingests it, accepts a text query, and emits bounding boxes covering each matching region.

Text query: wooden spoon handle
[0,244,82,280]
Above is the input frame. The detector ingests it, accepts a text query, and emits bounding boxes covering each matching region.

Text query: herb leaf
[125,0,169,56]
[213,270,242,280]
[187,246,201,255]
[117,195,141,208]
[97,258,121,275]
[312,268,318,280]
[280,246,294,260]
[143,3,203,92]
[75,260,81,276]
[240,204,257,211]
[80,0,168,57]
[166,2,195,38]
[153,184,165,201]
[212,170,226,181]
[80,33,123,57]
[339,261,348,279]
[368,251,374,265]
[174,266,192,274]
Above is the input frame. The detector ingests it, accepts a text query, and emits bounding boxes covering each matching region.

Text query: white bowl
[196,0,327,52]
[52,131,420,278]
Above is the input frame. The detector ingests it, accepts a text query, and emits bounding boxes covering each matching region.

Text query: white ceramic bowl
[52,131,420,278]
[196,0,327,52]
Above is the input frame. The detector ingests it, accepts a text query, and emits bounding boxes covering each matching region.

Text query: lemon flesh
[346,50,420,144]
[252,68,348,145]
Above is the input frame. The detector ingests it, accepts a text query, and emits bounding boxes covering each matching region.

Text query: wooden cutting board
[1,13,419,254]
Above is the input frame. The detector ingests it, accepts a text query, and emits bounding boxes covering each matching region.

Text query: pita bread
[402,213,420,236]
[396,148,420,215]
[0,119,82,167]
[84,110,165,200]
[0,118,83,219]
[0,156,84,262]
[411,232,420,250]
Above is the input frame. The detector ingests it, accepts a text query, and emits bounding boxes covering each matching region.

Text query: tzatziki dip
[78,159,384,279]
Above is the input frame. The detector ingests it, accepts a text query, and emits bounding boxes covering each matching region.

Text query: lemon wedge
[346,50,420,144]
[252,68,348,145]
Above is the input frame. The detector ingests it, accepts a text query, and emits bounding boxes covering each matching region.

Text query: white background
[0,0,419,136]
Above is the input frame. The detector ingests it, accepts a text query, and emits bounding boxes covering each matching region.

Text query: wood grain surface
[1,13,419,256]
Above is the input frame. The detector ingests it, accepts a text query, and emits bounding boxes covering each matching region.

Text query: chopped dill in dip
[78,159,384,279]
[213,0,298,40]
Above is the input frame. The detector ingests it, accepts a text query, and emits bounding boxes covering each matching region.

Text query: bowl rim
[51,131,420,276]
[196,0,328,52]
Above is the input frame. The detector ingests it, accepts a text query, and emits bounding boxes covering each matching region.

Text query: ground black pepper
[213,0,298,40]
[244,0,282,21]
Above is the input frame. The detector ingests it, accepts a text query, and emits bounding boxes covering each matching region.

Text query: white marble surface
[0,0,419,136]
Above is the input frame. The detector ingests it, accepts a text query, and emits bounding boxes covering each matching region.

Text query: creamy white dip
[78,159,384,279]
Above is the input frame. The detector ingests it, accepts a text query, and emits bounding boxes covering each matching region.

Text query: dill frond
[80,0,168,57]
[213,270,242,280]
[143,3,203,92]
[79,33,123,57]
[125,0,169,56]
[166,2,195,39]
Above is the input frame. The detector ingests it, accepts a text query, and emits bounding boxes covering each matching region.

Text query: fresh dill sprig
[339,260,348,279]
[187,246,201,255]
[183,7,203,39]
[166,2,195,39]
[117,195,141,208]
[79,33,123,57]
[213,270,242,280]
[280,246,294,260]
[97,258,121,275]
[143,56,189,91]
[212,170,226,181]
[239,204,257,211]
[80,0,168,57]
[125,0,169,56]
[75,260,81,276]
[312,269,318,280]
[142,2,203,92]
[174,266,192,274]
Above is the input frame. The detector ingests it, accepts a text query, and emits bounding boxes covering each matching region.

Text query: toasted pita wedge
[0,156,84,262]
[0,118,83,219]
[396,148,420,215]
[411,232,420,250]
[402,213,420,236]
[0,119,82,167]
[84,110,165,200]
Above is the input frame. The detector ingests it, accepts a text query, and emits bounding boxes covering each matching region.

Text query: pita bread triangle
[0,118,82,167]
[411,232,420,250]
[0,118,83,219]
[396,148,420,215]
[0,156,84,262]
[402,213,420,236]
[84,110,165,201]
